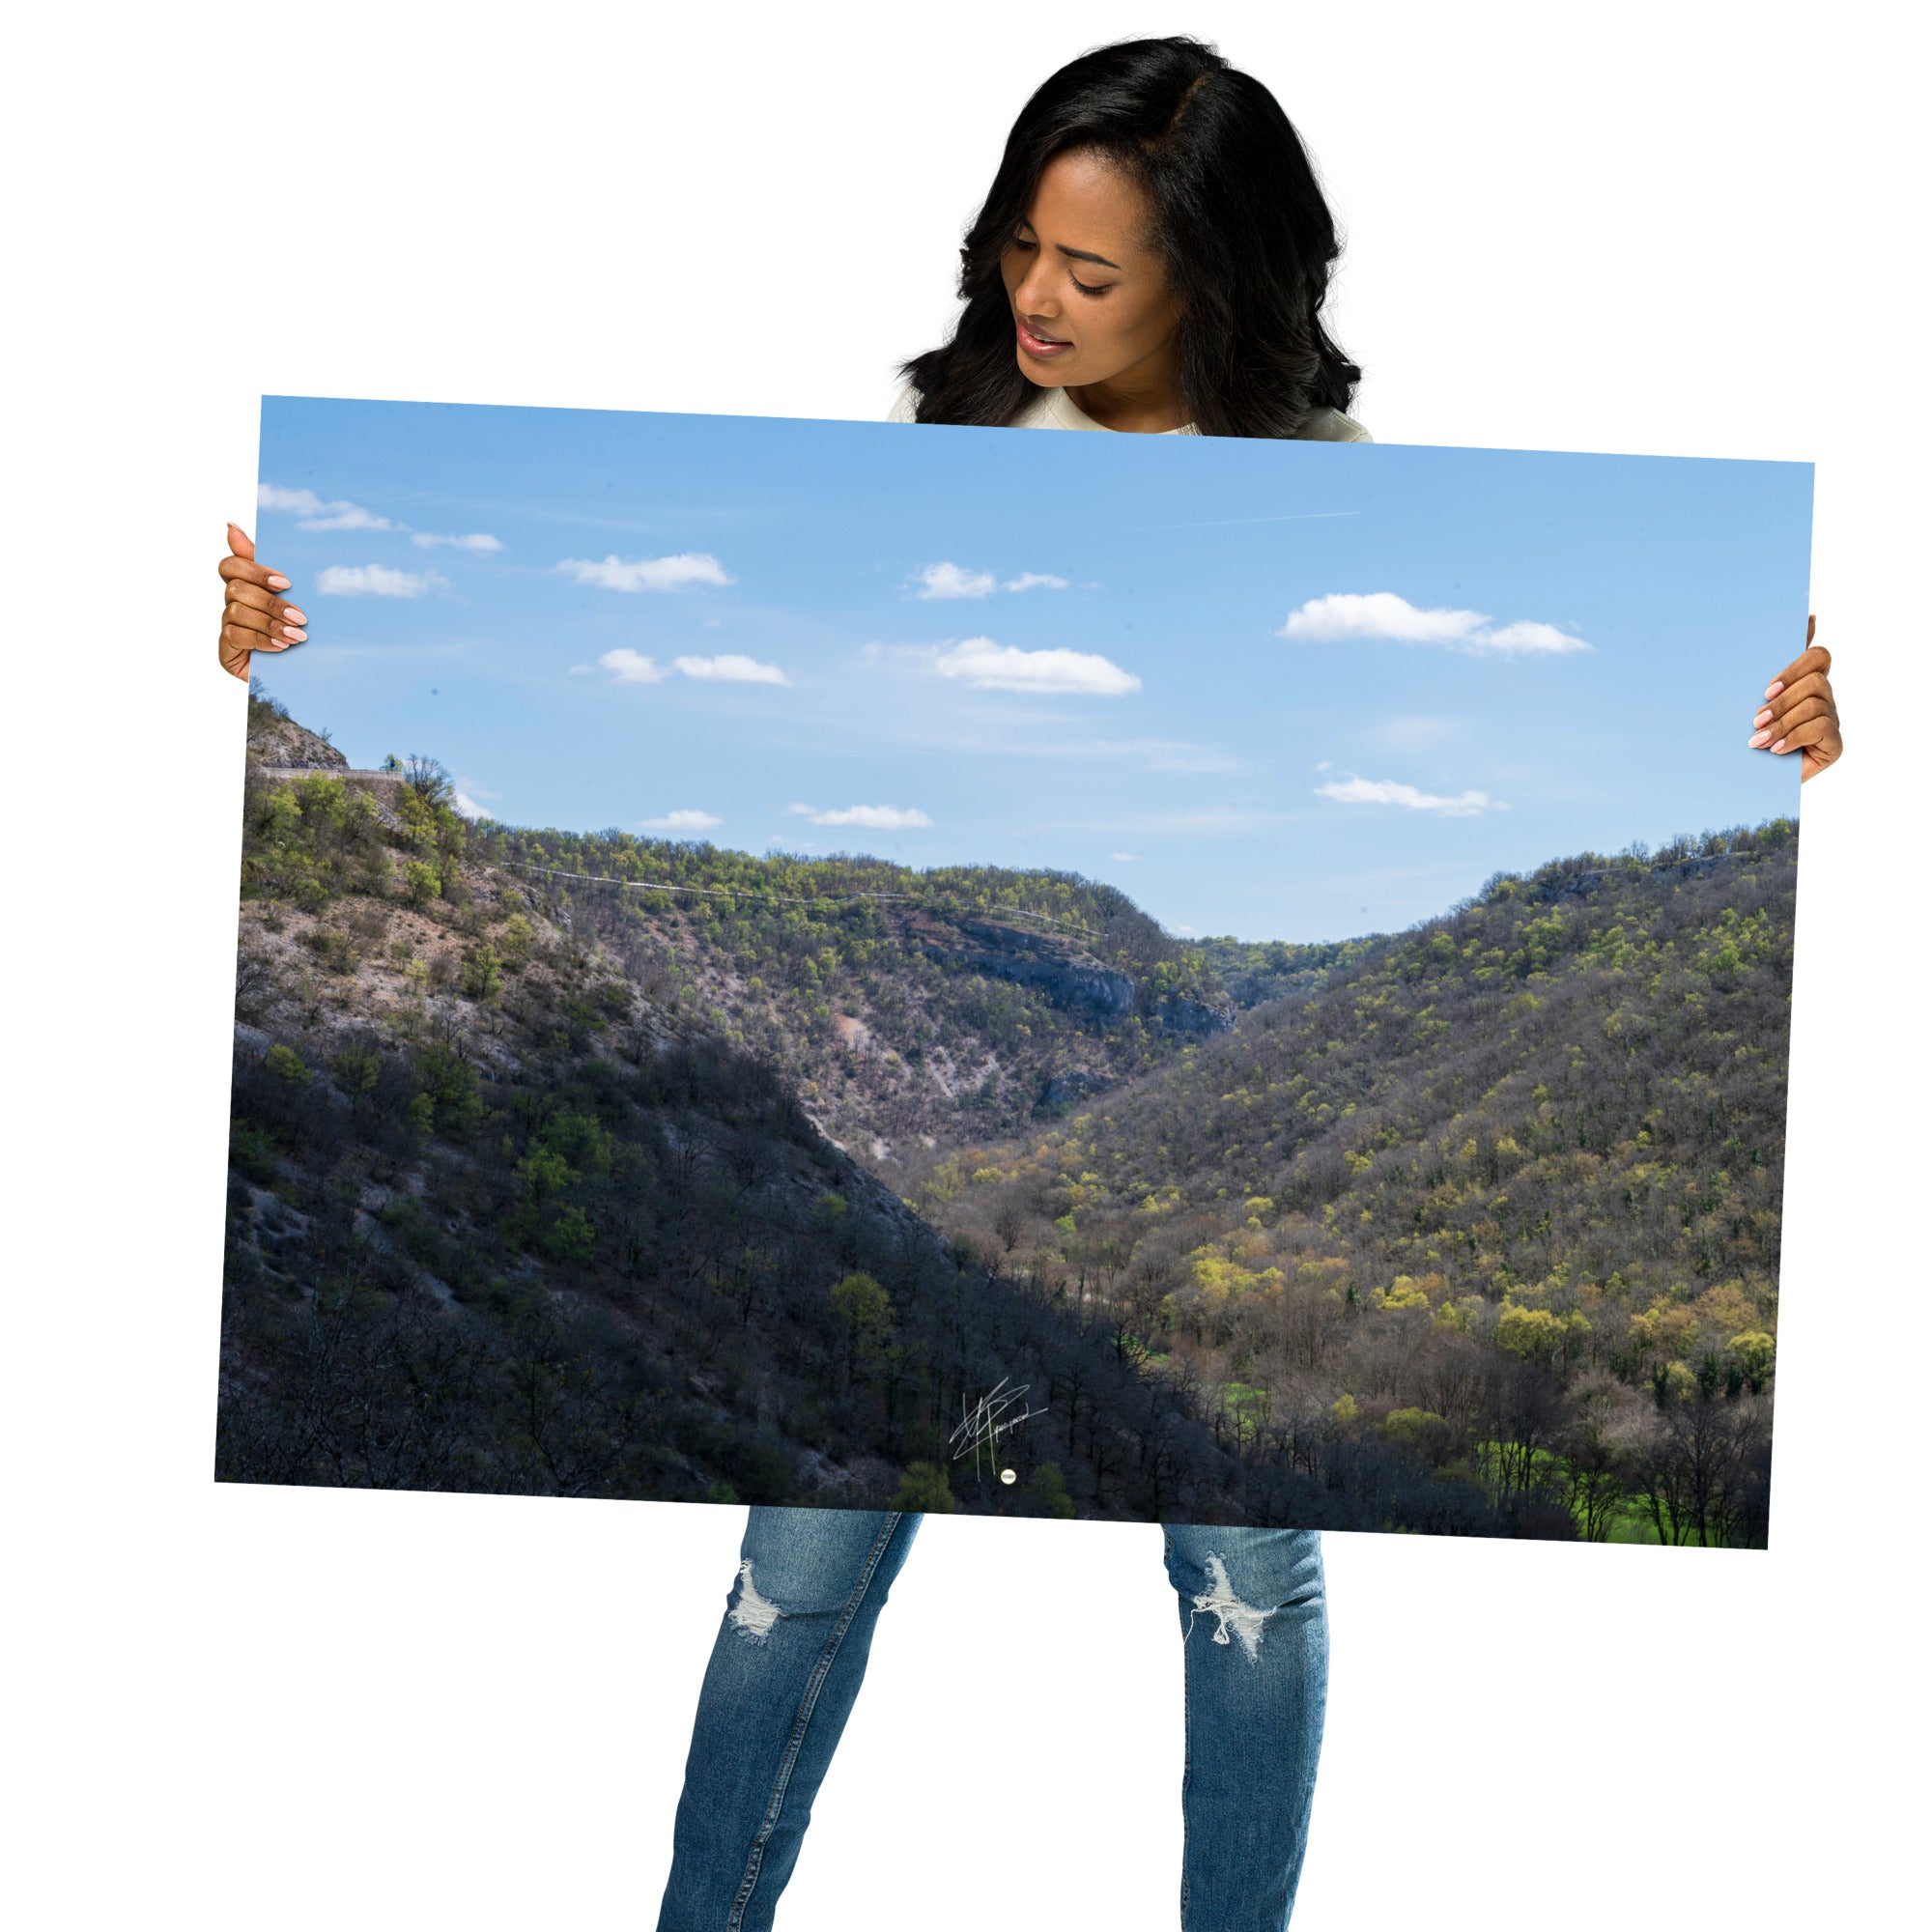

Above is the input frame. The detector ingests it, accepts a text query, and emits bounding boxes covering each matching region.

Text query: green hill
[899,828,1795,1547]
[471,820,1234,1166]
[218,694,1245,1522]
[219,690,1791,1543]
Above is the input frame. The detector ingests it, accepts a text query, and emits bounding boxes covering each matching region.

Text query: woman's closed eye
[1011,231,1114,296]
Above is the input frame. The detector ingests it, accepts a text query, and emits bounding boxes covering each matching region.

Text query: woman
[214,38,1842,1930]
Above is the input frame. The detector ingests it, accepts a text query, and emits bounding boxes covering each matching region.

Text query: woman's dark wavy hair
[900,37,1360,439]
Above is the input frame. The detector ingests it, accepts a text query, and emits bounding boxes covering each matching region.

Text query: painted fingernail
[1764,682,1783,698]
[283,606,304,623]
[1753,708,1772,726]
[1771,739,1787,753]
[1749,731,1771,747]
[268,574,290,589]
[284,624,306,639]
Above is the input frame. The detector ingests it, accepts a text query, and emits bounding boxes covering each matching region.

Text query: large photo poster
[219,396,1808,1545]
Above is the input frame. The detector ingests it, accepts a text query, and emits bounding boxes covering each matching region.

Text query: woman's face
[999,148,1180,392]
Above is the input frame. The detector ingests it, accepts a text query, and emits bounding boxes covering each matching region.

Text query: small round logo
[1000,1467,1017,1485]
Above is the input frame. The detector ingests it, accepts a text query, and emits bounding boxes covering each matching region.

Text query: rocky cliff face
[908,914,1136,1021]
[1152,994,1234,1037]
[246,708,348,771]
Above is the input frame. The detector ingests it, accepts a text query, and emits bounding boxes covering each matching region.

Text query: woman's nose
[1013,260,1061,320]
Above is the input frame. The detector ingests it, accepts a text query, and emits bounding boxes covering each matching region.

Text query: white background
[5,3,1926,1926]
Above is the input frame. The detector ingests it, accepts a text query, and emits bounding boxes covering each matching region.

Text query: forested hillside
[220,693,1793,1543]
[219,695,1246,1521]
[901,829,1795,1546]
[474,821,1233,1160]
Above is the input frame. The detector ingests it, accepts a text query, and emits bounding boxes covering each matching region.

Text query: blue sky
[254,397,1809,942]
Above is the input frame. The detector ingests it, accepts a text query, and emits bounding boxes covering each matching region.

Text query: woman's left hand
[1750,615,1841,781]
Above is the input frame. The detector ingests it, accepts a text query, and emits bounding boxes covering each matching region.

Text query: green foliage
[412,1046,482,1135]
[264,1044,309,1086]
[1024,1461,1077,1518]
[331,1041,381,1096]
[498,914,537,967]
[889,1460,955,1513]
[543,1206,597,1264]
[829,1269,893,1335]
[517,1146,579,1199]
[828,1270,894,1381]
[1728,1329,1776,1394]
[228,1120,278,1183]
[1190,933,1381,1009]
[461,944,503,1002]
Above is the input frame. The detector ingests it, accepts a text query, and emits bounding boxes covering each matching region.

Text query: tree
[1728,1330,1776,1395]
[401,754,454,809]
[265,1043,309,1086]
[1023,1462,1076,1519]
[461,943,503,1002]
[828,1270,894,1384]
[889,1460,955,1513]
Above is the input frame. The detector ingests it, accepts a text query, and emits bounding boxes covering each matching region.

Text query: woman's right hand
[217,524,306,681]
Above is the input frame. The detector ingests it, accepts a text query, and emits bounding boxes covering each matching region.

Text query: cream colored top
[888,379,1372,441]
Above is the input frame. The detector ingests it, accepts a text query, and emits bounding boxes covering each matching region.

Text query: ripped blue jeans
[656,1509,1326,1932]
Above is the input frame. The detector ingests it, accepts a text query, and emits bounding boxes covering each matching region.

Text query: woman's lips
[1016,316,1072,358]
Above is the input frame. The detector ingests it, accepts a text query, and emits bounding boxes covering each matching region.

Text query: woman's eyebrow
[1056,243,1122,270]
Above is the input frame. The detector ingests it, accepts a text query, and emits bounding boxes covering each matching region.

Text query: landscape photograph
[217,397,1810,1545]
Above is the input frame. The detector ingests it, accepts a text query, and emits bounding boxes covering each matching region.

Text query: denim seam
[725,1513,905,1932]
[1175,1532,1193,1931]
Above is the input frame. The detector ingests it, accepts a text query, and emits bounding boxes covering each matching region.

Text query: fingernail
[1753,708,1772,726]
[268,575,290,589]
[1771,739,1787,753]
[283,606,304,622]
[1764,682,1783,698]
[284,628,306,641]
[1749,731,1771,747]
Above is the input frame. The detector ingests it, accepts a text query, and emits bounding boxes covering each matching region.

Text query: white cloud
[258,484,395,532]
[1476,620,1588,654]
[912,562,1070,600]
[258,483,324,515]
[933,637,1140,696]
[787,803,933,830]
[1314,774,1507,816]
[450,779,497,820]
[1281,591,1590,655]
[640,809,723,833]
[558,552,732,592]
[600,650,788,687]
[913,561,997,600]
[567,663,592,675]
[1111,852,1138,862]
[599,648,667,683]
[315,564,447,598]
[671,653,789,686]
[412,531,502,553]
